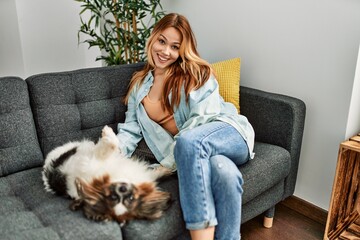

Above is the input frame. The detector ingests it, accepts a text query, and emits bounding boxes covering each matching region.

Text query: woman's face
[151,27,181,74]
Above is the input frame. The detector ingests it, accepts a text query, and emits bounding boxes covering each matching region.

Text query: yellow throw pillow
[211,58,241,113]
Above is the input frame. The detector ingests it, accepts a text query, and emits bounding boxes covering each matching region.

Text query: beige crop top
[142,95,179,136]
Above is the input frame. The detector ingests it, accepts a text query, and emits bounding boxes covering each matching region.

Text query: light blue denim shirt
[117,71,255,171]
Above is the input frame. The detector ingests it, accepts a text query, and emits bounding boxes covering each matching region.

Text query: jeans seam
[197,138,209,223]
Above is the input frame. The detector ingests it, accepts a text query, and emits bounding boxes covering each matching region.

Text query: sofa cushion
[0,77,43,176]
[241,142,291,204]
[26,63,145,156]
[0,167,122,240]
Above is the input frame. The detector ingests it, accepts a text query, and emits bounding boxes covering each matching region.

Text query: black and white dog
[42,126,172,224]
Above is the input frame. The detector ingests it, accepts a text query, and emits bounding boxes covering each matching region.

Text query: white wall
[0,0,101,79]
[0,0,25,77]
[0,0,359,210]
[346,45,360,139]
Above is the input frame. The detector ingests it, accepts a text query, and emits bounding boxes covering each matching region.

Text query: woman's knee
[210,155,244,191]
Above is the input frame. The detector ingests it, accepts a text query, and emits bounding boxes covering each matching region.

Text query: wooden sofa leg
[263,206,275,228]
[263,216,273,228]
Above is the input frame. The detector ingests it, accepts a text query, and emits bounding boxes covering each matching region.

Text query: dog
[42,126,172,225]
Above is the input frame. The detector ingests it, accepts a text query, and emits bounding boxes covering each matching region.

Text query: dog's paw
[69,199,83,211]
[100,126,119,150]
[102,125,115,138]
[148,164,174,178]
[85,212,112,222]
[95,126,120,160]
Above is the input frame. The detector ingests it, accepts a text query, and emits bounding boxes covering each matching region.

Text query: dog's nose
[117,182,130,193]
[119,185,127,193]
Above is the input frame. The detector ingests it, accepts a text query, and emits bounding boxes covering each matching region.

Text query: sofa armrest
[240,86,306,198]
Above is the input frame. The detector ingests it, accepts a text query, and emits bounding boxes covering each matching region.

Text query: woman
[117,13,255,240]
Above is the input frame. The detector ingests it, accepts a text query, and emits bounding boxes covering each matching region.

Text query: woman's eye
[172,45,179,50]
[159,39,165,44]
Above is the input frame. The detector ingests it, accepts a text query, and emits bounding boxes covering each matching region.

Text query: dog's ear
[135,183,172,219]
[75,177,101,205]
[75,175,112,205]
[75,178,86,198]
[137,182,156,195]
[69,178,86,211]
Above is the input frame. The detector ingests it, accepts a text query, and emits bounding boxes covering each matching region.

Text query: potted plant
[75,0,165,65]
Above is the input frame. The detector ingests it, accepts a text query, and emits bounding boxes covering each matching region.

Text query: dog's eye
[124,194,134,204]
[109,193,119,201]
[127,194,134,202]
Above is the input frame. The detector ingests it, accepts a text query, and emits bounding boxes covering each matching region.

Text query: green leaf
[75,0,165,66]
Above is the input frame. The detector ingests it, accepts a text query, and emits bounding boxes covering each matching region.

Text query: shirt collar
[143,71,154,84]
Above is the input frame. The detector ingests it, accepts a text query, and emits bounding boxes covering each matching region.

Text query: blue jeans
[174,122,249,240]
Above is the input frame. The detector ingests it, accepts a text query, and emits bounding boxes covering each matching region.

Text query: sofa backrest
[0,77,44,176]
[26,63,145,157]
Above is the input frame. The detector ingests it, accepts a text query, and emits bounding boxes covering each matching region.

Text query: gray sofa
[0,62,306,240]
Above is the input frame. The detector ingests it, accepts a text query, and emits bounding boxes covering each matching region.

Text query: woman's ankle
[190,226,215,240]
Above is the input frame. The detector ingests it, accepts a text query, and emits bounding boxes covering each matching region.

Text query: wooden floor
[241,203,326,240]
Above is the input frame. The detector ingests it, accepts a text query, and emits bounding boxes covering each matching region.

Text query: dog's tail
[42,147,77,196]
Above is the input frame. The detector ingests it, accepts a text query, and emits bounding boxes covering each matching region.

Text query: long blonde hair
[124,13,212,113]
